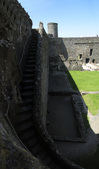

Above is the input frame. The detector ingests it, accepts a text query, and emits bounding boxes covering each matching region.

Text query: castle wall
[0,0,32,113]
[49,37,99,71]
[62,37,99,63]
[0,0,32,60]
[38,23,49,126]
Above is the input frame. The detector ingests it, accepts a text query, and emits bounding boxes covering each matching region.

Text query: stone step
[22,85,34,92]
[43,155,52,166]
[24,69,35,74]
[22,98,33,104]
[48,161,59,169]
[21,91,34,98]
[29,45,37,49]
[19,125,34,134]
[22,74,35,81]
[23,73,34,79]
[28,48,37,52]
[17,113,32,122]
[15,120,33,132]
[31,144,43,156]
[17,106,33,114]
[27,54,36,57]
[27,57,36,61]
[29,44,37,47]
[26,60,36,65]
[21,79,34,86]
[36,150,47,160]
[20,128,35,141]
[27,137,39,148]
[29,48,37,51]
[28,52,36,56]
[25,65,36,69]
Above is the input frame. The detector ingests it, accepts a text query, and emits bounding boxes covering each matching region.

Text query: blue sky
[18,0,99,37]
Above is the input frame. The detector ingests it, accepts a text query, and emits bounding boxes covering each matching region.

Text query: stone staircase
[8,29,81,169]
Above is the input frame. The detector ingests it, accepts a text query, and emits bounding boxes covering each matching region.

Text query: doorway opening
[92,59,95,63]
[86,58,90,63]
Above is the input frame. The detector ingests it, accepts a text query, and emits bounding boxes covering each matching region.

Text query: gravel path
[81,91,99,95]
[88,111,99,134]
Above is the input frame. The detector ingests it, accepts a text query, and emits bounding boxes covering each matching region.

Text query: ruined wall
[49,37,99,71]
[0,0,32,113]
[62,37,99,63]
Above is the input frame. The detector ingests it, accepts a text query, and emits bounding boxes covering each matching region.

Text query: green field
[66,71,99,91]
[66,71,99,115]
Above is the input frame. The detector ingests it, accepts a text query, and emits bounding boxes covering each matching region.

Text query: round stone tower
[47,23,58,38]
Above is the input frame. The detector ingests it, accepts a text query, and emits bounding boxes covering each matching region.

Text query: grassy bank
[66,71,99,91]
[66,71,99,115]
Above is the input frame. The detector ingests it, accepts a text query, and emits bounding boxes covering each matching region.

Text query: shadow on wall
[49,53,90,139]
[49,37,83,72]
[62,61,90,133]
[60,50,90,133]
[49,38,69,72]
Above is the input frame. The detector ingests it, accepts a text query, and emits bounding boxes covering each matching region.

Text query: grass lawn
[66,71,99,91]
[82,94,99,115]
[66,70,99,115]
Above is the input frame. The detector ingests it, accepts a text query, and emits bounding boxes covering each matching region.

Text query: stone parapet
[37,23,49,126]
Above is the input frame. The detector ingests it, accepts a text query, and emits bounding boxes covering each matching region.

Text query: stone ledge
[32,111,83,169]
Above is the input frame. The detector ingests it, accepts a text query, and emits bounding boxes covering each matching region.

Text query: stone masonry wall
[0,41,21,114]
[38,22,49,127]
[62,37,99,63]
[49,37,99,71]
[0,0,32,113]
[0,2,49,169]
[0,0,32,60]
